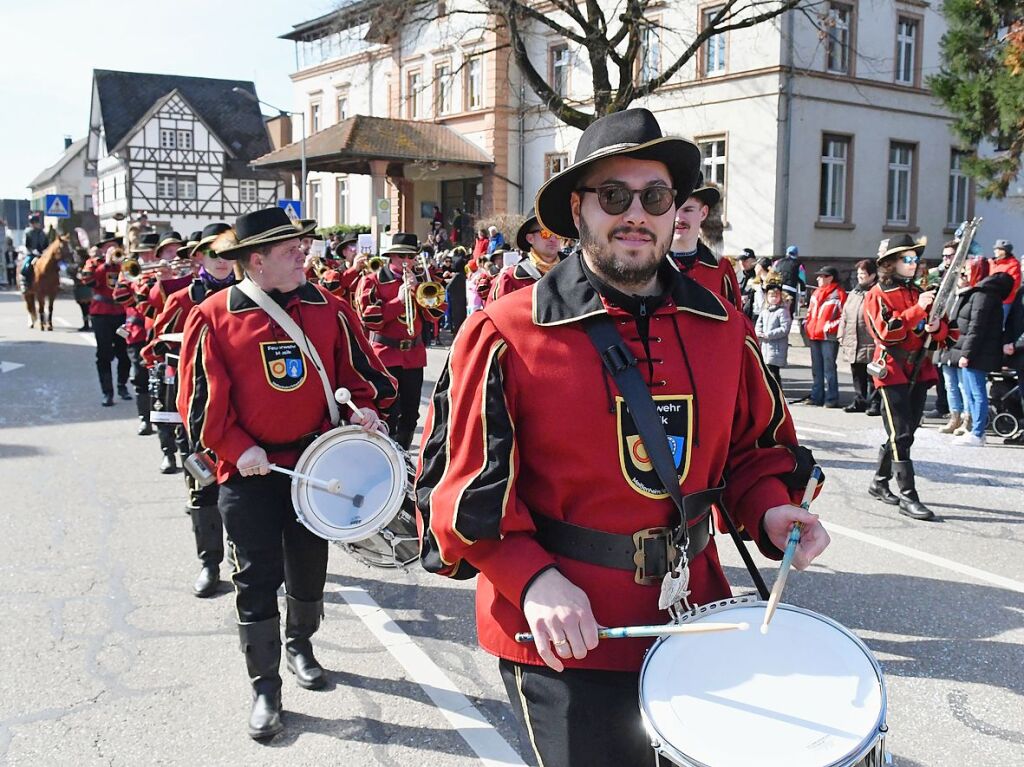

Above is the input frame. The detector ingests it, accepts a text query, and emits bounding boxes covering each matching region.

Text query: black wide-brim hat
[154,230,185,259]
[98,231,123,247]
[188,223,232,257]
[178,230,203,258]
[877,233,926,264]
[130,232,161,253]
[534,108,702,239]
[690,183,721,209]
[299,219,323,241]
[516,209,540,252]
[382,232,419,256]
[337,236,358,250]
[216,207,317,260]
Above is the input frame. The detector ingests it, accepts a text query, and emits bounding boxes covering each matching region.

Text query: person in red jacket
[668,176,742,310]
[863,234,951,521]
[81,240,130,406]
[176,207,396,741]
[415,108,829,767]
[804,265,847,407]
[487,208,562,304]
[320,236,366,302]
[989,239,1020,324]
[356,233,447,449]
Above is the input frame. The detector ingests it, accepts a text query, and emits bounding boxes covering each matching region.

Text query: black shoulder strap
[583,314,770,599]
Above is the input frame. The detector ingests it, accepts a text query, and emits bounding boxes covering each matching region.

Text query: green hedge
[316,224,370,237]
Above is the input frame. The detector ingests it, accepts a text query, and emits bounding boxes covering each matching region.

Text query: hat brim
[516,215,539,252]
[690,186,721,208]
[534,136,702,240]
[337,238,358,250]
[215,221,318,260]
[177,242,199,258]
[877,242,925,263]
[383,246,419,257]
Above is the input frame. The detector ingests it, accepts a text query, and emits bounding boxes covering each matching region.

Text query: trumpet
[123,256,192,280]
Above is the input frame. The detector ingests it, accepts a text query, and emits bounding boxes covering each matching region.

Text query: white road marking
[827,521,1024,595]
[54,316,72,328]
[0,360,25,374]
[338,586,526,767]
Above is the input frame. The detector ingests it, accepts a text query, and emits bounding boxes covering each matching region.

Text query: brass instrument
[366,255,384,272]
[123,256,192,280]
[414,253,445,309]
[402,264,417,337]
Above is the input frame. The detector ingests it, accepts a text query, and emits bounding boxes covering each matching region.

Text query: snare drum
[290,426,413,562]
[149,352,182,424]
[340,454,420,568]
[639,596,889,767]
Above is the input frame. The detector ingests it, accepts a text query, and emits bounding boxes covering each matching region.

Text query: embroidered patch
[260,341,306,392]
[106,272,119,290]
[616,394,693,499]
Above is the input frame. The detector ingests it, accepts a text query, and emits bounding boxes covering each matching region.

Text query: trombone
[122,256,192,280]
[414,253,445,310]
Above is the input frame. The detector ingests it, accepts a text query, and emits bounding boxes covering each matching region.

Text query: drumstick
[514,621,748,643]
[336,388,392,438]
[267,464,364,507]
[761,466,823,633]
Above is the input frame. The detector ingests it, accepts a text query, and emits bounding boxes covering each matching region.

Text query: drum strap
[236,278,340,427]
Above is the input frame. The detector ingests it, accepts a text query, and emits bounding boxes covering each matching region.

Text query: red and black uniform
[177,280,396,626]
[81,259,130,401]
[357,265,446,449]
[669,242,743,312]
[112,277,153,425]
[320,263,363,303]
[486,257,548,305]
[863,277,952,518]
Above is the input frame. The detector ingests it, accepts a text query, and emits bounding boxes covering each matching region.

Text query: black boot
[117,383,132,401]
[239,617,284,740]
[137,416,153,436]
[158,425,178,473]
[99,365,114,407]
[395,428,414,452]
[160,454,178,474]
[867,447,899,505]
[893,460,935,521]
[189,505,223,598]
[285,596,326,690]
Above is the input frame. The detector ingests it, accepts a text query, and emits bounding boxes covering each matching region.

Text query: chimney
[64,135,73,150]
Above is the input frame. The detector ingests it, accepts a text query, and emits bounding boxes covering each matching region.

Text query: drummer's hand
[522,568,600,672]
[762,505,830,571]
[236,445,270,477]
[349,406,383,434]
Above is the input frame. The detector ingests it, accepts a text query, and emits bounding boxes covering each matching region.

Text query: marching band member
[864,234,951,521]
[416,109,828,767]
[487,208,562,304]
[113,232,160,436]
[143,223,236,597]
[320,236,366,301]
[669,178,742,310]
[357,233,446,450]
[177,207,396,741]
[81,238,130,406]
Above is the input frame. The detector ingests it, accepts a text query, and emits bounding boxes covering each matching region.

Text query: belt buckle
[632,526,676,586]
[399,340,413,351]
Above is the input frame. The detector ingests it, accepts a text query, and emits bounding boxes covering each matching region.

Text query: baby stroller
[988,368,1022,438]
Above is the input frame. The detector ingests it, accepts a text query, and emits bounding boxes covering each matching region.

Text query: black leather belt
[532,485,723,586]
[372,333,422,352]
[259,432,319,454]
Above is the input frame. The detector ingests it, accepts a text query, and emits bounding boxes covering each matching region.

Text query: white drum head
[291,426,407,542]
[640,598,885,767]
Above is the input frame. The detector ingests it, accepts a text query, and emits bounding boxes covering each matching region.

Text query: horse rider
[415,108,829,767]
[176,207,396,741]
[20,214,49,292]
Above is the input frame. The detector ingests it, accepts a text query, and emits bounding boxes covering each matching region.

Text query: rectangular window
[435,64,452,115]
[895,17,918,86]
[819,135,850,222]
[407,71,423,119]
[176,130,193,150]
[545,152,569,180]
[310,102,321,133]
[336,178,348,225]
[159,129,176,149]
[640,23,662,82]
[176,176,197,200]
[84,194,93,212]
[466,56,483,110]
[309,181,322,222]
[698,137,727,188]
[702,7,727,76]
[157,174,176,198]
[947,150,970,227]
[886,142,915,226]
[550,44,570,97]
[337,94,349,121]
[239,179,258,204]
[826,2,852,75]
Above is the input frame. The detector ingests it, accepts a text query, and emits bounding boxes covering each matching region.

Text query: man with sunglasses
[487,208,563,303]
[143,224,237,597]
[417,108,828,767]
[668,179,742,311]
[863,233,951,521]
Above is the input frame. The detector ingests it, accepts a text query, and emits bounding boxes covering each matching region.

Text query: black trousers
[157,423,189,459]
[500,660,656,767]
[77,302,90,325]
[91,314,130,396]
[125,342,150,419]
[878,382,929,463]
[219,473,328,623]
[933,366,949,415]
[850,363,878,408]
[386,365,425,448]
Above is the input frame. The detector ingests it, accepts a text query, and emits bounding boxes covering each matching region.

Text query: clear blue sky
[0,0,334,198]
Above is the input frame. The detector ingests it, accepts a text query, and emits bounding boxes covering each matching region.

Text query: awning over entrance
[251,115,493,175]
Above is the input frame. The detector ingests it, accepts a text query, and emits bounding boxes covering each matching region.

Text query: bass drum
[340,455,420,569]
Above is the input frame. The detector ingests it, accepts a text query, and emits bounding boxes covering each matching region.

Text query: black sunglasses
[576,184,677,216]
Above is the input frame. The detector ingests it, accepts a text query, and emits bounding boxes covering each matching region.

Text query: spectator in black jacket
[773,245,805,303]
[1003,289,1024,444]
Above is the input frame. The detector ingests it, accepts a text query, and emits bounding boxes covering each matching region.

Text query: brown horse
[24,236,72,331]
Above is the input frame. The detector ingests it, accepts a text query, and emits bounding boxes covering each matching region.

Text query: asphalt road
[0,288,1021,766]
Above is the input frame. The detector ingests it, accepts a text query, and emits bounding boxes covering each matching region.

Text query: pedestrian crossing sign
[45,194,71,218]
[278,199,302,221]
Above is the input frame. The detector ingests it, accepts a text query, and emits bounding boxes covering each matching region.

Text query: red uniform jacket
[147,275,193,320]
[805,282,847,341]
[84,261,127,317]
[669,242,743,312]
[989,256,1021,306]
[487,259,544,305]
[176,281,397,482]
[321,264,363,302]
[142,279,228,367]
[357,265,447,368]
[416,255,817,672]
[863,280,952,388]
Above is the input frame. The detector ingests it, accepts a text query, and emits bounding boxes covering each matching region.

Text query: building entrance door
[441,177,482,246]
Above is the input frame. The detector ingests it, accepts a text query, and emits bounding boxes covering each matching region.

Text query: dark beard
[579,217,665,289]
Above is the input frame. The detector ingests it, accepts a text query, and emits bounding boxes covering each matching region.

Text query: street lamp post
[232,88,307,213]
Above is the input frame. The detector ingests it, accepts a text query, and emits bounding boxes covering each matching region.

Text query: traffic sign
[375,198,390,222]
[45,194,71,218]
[278,199,302,221]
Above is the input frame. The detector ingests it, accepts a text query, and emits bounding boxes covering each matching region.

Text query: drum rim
[638,595,888,767]
[291,425,408,542]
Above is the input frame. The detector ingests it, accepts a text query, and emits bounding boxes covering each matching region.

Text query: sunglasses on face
[199,248,221,259]
[901,254,920,265]
[576,184,677,216]
[527,228,555,240]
